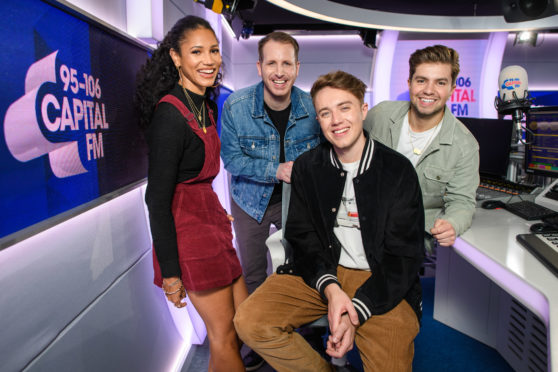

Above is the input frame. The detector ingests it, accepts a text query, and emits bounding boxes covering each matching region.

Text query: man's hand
[326,314,356,358]
[324,284,359,329]
[430,218,456,247]
[323,284,359,358]
[276,161,294,183]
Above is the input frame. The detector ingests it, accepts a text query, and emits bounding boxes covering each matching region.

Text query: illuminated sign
[0,0,149,240]
[389,39,487,118]
[4,51,112,177]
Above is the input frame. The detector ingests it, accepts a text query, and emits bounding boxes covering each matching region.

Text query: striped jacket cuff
[352,297,372,325]
[316,274,340,299]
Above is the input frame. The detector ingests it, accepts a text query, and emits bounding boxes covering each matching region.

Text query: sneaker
[243,349,265,371]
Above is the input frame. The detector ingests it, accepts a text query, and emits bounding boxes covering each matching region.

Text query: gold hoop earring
[210,70,222,88]
[176,65,182,84]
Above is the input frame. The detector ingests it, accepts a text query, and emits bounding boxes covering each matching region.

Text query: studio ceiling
[228,0,558,34]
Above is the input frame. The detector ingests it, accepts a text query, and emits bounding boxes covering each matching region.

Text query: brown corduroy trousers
[234,266,419,372]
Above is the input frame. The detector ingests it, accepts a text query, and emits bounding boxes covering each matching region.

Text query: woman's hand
[162,277,186,308]
[227,214,234,222]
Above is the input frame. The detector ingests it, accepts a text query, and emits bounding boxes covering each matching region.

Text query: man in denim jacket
[220,32,320,298]
[364,45,479,250]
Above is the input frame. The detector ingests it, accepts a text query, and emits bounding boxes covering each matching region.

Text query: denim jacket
[220,82,321,222]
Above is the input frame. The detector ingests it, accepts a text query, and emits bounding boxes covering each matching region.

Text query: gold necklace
[408,122,439,156]
[182,86,206,133]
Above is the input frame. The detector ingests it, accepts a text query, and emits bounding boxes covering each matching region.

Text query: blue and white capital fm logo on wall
[389,39,486,117]
[4,50,109,178]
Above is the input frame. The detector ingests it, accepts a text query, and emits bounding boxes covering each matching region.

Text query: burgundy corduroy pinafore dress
[152,94,242,291]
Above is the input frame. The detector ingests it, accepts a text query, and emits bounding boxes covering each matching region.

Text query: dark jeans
[231,198,282,293]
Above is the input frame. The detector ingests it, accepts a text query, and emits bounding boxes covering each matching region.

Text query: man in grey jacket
[364,45,479,248]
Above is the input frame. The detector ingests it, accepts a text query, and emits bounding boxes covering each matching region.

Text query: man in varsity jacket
[234,70,425,371]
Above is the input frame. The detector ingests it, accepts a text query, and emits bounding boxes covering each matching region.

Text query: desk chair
[266,229,290,273]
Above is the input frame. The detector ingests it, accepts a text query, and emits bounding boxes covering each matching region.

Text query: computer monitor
[525,106,558,177]
[458,117,514,179]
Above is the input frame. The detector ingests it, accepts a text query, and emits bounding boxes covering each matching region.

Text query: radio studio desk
[433,206,557,372]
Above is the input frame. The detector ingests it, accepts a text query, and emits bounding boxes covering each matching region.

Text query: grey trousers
[230,198,282,293]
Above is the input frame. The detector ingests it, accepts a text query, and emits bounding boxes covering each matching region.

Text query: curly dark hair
[135,15,222,128]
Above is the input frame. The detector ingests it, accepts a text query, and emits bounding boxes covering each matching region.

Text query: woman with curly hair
[135,15,247,371]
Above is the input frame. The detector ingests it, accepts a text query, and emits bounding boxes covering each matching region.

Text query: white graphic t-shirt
[397,113,442,167]
[334,160,370,271]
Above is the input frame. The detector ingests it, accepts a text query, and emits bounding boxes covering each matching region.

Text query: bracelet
[164,286,183,296]
[162,278,180,291]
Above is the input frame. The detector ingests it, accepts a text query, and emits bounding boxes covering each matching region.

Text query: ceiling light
[514,31,538,46]
[240,21,254,39]
[519,31,532,41]
[193,0,256,15]
[359,29,378,49]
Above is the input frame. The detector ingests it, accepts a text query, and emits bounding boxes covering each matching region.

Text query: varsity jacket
[285,134,425,324]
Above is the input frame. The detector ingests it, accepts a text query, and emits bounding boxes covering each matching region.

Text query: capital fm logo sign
[3,51,109,178]
[501,78,521,91]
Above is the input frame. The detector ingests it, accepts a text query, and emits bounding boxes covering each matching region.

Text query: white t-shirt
[334,160,370,271]
[397,114,442,167]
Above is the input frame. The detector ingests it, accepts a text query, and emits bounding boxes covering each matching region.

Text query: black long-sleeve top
[145,84,217,278]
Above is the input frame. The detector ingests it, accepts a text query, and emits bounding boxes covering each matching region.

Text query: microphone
[495,65,532,141]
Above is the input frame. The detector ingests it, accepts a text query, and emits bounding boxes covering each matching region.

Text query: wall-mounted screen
[0,0,151,242]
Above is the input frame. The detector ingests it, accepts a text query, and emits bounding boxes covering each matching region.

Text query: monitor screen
[525,106,558,177]
[0,0,151,243]
[458,117,513,179]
